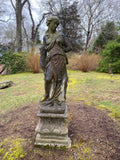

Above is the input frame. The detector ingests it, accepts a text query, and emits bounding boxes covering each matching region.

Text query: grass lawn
[0,70,120,160]
[67,70,120,120]
[0,70,120,120]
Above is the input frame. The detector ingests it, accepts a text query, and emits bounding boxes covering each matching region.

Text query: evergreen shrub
[0,50,26,74]
[97,38,120,73]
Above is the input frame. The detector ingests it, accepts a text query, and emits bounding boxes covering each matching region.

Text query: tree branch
[0,18,11,23]
[0,14,13,23]
[10,0,16,10]
[22,0,28,8]
[27,0,35,28]
[35,12,51,36]
[22,19,28,40]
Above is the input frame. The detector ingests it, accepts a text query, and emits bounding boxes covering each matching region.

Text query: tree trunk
[27,41,30,53]
[31,32,36,54]
[31,43,35,54]
[84,34,89,52]
[16,0,22,52]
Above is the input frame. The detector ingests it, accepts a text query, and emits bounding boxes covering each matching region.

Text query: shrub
[26,53,41,73]
[0,50,26,74]
[67,53,100,72]
[97,39,120,73]
[67,54,80,70]
[93,21,118,52]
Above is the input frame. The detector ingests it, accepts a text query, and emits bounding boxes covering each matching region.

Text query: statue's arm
[39,36,47,72]
[60,34,72,52]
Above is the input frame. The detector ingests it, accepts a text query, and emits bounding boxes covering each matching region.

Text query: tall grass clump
[67,53,100,72]
[26,53,41,73]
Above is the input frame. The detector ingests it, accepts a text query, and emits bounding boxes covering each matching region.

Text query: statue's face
[49,20,58,33]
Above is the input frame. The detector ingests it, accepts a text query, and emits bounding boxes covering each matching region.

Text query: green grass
[0,73,44,113]
[67,70,120,120]
[0,70,120,120]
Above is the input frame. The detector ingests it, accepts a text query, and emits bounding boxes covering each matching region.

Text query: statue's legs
[53,60,67,103]
[63,71,68,100]
[44,65,53,100]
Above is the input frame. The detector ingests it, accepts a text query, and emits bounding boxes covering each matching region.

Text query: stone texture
[0,81,13,89]
[35,16,71,149]
[35,105,71,148]
[39,102,66,114]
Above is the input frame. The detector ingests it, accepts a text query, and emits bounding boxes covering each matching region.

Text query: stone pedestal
[35,103,71,148]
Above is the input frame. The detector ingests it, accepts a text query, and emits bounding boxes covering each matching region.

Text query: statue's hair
[46,16,59,26]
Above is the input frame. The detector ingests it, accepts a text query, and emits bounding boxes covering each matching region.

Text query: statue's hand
[45,39,56,51]
[39,46,46,55]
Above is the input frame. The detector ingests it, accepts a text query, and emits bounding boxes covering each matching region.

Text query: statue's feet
[40,95,54,106]
[40,94,49,102]
[54,99,62,106]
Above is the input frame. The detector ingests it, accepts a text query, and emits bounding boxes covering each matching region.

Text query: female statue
[40,16,71,106]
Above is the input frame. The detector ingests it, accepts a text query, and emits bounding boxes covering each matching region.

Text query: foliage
[61,1,82,50]
[93,21,118,52]
[97,38,120,73]
[67,53,100,72]
[116,22,120,31]
[0,137,26,160]
[116,35,120,43]
[26,53,41,73]
[0,50,26,74]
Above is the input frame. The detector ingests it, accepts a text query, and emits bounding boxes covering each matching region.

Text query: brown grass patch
[26,53,41,73]
[67,53,100,72]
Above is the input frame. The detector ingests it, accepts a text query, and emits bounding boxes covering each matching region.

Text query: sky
[0,0,120,43]
[29,0,48,32]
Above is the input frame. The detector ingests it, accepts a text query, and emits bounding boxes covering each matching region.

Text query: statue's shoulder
[57,32,64,37]
[43,34,49,44]
[56,32,66,41]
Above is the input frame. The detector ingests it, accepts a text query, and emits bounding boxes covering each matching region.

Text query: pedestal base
[35,105,71,148]
[35,134,71,148]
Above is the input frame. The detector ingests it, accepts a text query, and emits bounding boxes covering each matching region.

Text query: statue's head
[46,16,59,26]
[46,16,59,33]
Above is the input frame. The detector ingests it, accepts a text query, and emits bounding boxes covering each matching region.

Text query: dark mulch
[0,101,120,160]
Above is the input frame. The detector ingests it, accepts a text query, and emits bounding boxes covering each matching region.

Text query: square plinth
[35,105,71,148]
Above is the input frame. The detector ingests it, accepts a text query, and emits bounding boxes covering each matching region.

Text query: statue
[35,16,71,148]
[40,16,71,107]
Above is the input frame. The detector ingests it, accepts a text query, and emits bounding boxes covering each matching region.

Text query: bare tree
[10,0,28,52]
[78,0,117,51]
[42,0,83,50]
[22,18,30,52]
[26,0,50,53]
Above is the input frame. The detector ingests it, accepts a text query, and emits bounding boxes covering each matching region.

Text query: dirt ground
[0,102,120,160]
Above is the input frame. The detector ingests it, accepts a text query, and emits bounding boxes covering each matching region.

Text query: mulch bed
[0,101,120,160]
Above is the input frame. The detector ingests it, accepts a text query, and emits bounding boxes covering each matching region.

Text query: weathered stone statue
[35,16,71,148]
[40,16,71,107]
